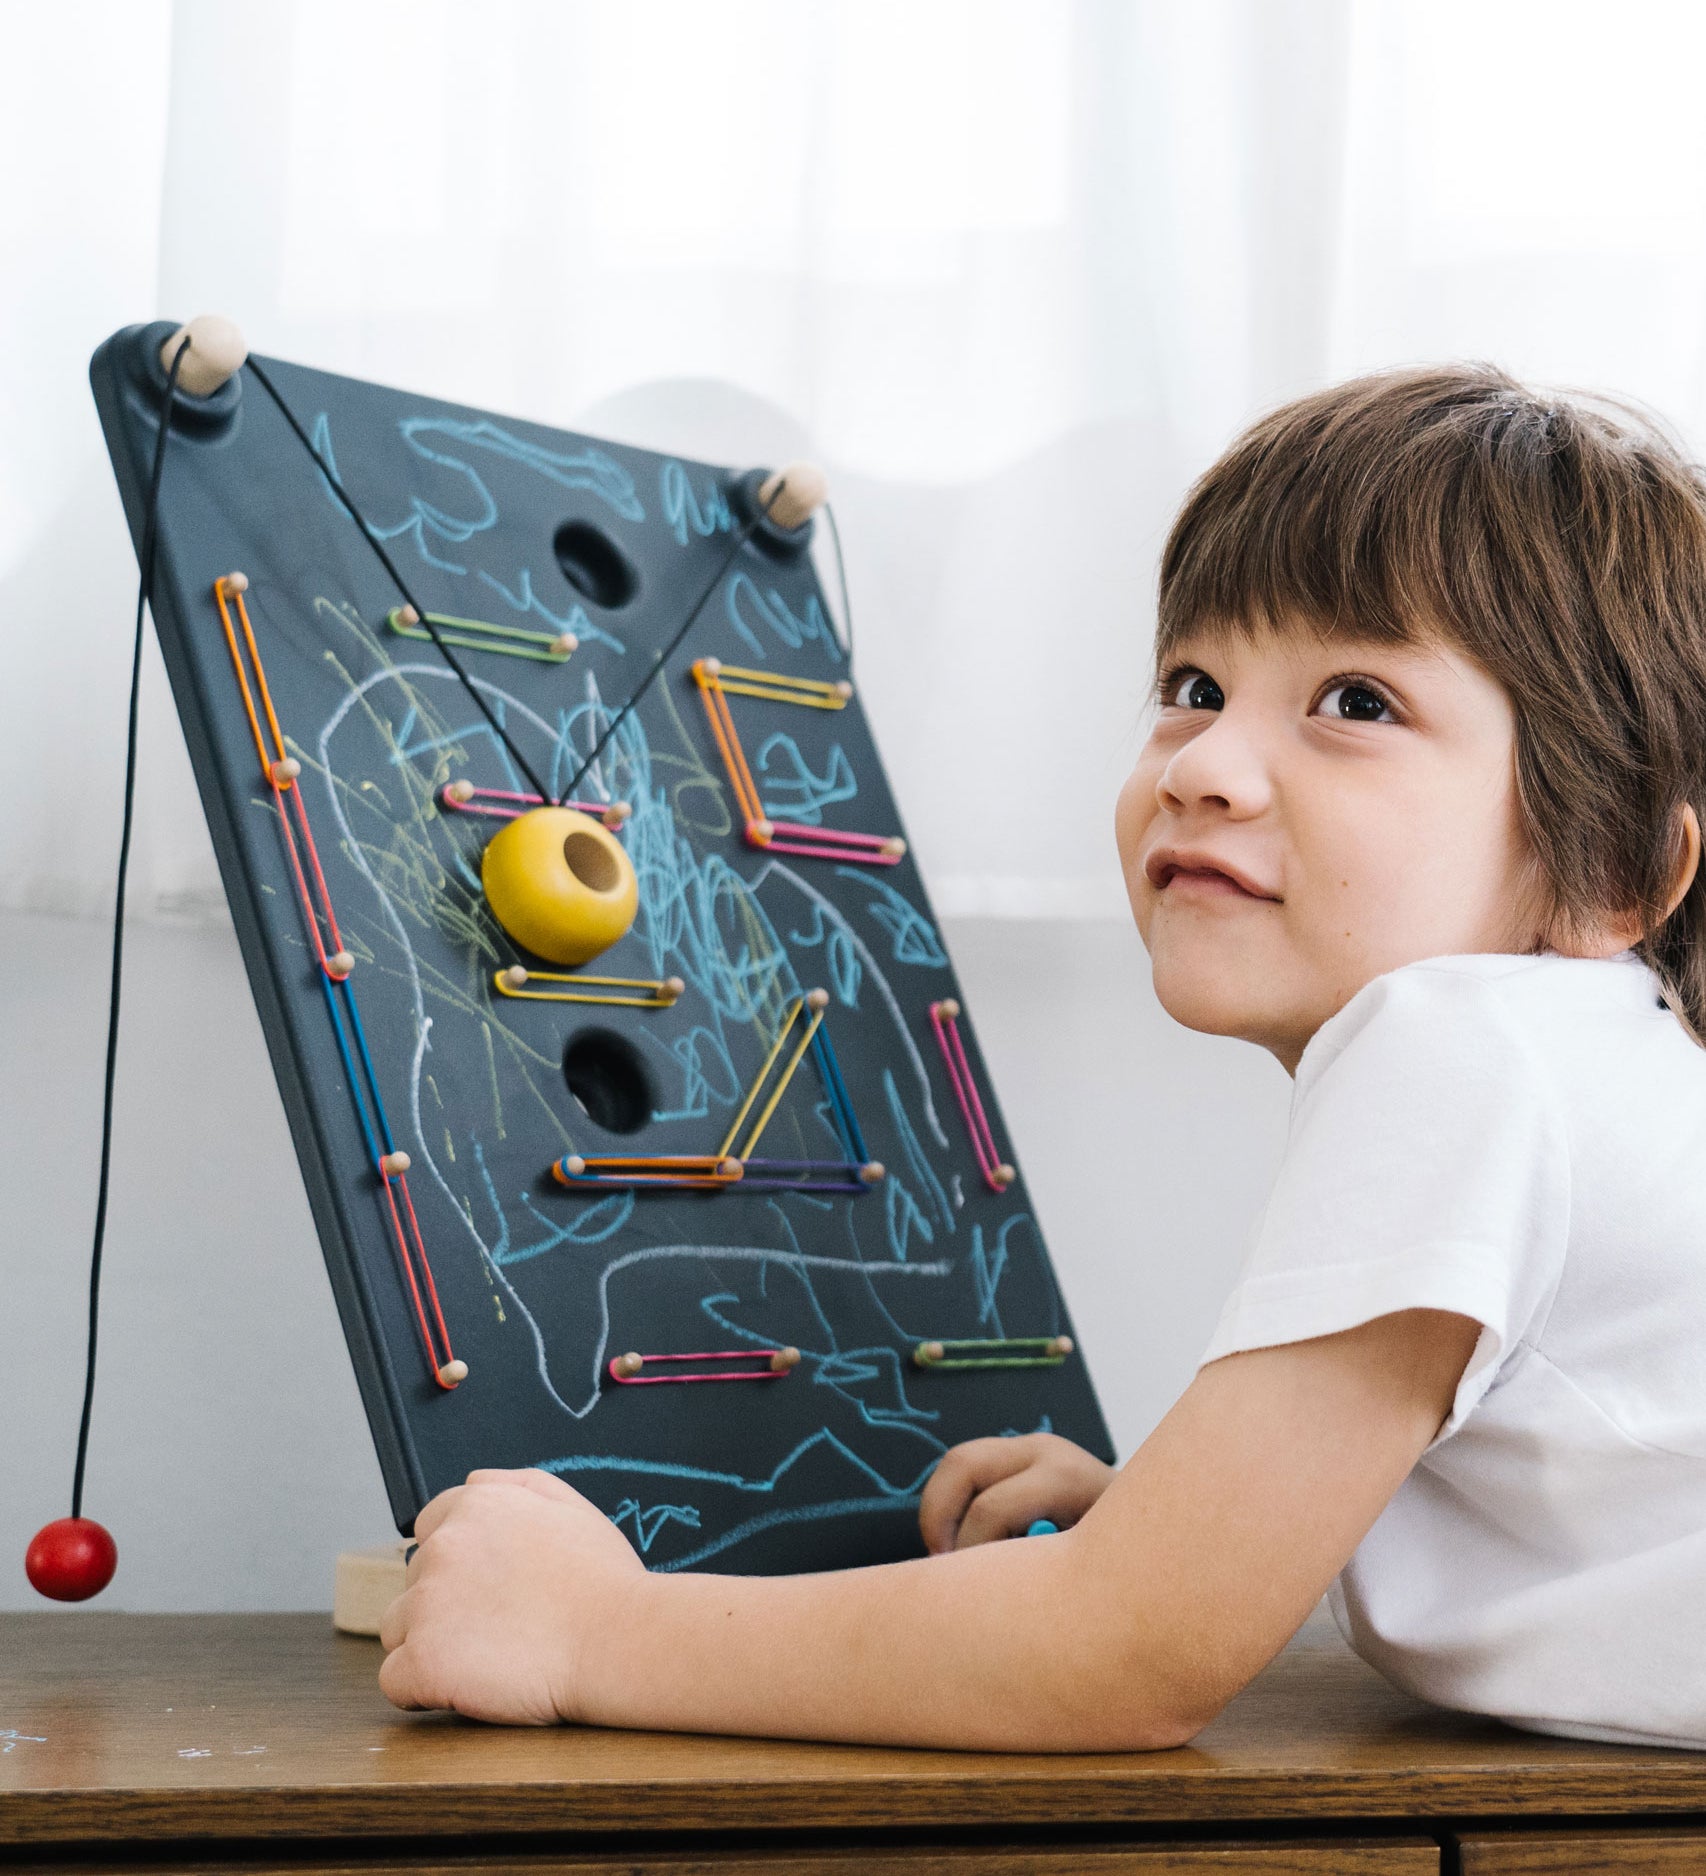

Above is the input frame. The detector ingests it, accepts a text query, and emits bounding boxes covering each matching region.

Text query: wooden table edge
[7,1766,1706,1846]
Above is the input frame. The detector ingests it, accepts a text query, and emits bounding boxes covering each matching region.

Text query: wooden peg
[859,1161,886,1185]
[805,987,830,1012]
[663,976,686,999]
[395,604,420,628]
[444,779,476,804]
[935,999,961,1021]
[992,1163,1017,1189]
[500,965,529,989]
[757,463,828,530]
[718,1157,744,1180]
[770,1346,802,1373]
[379,1150,410,1177]
[436,1359,468,1386]
[881,837,907,858]
[612,1352,645,1379]
[699,656,722,677]
[563,1155,587,1176]
[160,314,247,397]
[913,1341,946,1368]
[1049,1336,1075,1358]
[834,680,854,700]
[221,570,249,595]
[750,818,774,842]
[550,632,578,656]
[601,801,632,828]
[269,757,301,785]
[326,951,355,979]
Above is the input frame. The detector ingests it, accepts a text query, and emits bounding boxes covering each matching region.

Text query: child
[379,366,1706,1751]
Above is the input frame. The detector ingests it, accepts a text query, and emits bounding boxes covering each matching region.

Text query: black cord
[71,333,190,1519]
[242,352,808,812]
[555,483,787,806]
[821,500,855,668]
[242,355,553,804]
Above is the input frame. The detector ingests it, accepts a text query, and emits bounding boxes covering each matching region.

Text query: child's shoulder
[1300,951,1671,1091]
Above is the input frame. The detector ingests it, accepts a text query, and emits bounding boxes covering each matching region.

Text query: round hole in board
[563,829,622,895]
[553,520,638,610]
[563,1028,654,1135]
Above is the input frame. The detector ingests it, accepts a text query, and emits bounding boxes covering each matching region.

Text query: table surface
[2,1611,1703,1847]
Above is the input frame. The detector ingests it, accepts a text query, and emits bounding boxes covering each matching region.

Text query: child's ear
[1663,804,1702,922]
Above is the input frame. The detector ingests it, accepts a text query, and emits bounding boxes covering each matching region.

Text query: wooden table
[1,1612,1702,1873]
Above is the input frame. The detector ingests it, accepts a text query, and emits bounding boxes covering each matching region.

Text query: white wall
[0,903,1288,1612]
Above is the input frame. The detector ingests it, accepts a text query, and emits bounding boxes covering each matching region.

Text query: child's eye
[1315,680,1395,723]
[1161,669,1225,711]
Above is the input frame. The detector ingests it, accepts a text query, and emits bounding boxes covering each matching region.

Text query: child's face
[1116,622,1546,1073]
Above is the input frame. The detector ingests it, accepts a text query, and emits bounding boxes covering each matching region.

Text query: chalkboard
[90,321,1113,1575]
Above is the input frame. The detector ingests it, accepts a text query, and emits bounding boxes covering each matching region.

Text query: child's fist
[378,1467,643,1724]
[919,1433,1115,1553]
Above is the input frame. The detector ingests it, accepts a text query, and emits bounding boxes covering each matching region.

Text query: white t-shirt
[1200,952,1706,1749]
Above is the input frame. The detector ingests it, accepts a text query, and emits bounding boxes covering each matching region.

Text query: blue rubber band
[339,977,398,1157]
[322,977,382,1168]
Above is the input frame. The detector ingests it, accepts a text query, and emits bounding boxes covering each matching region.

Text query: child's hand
[378,1467,643,1725]
[919,1433,1115,1553]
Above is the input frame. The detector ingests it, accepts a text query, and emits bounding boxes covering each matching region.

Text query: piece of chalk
[161,314,247,397]
[379,1150,410,1177]
[436,1359,468,1386]
[1026,1519,1060,1538]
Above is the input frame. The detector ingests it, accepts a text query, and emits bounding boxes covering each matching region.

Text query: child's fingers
[411,1484,467,1545]
[377,1637,432,1711]
[378,1584,413,1653]
[953,1473,1059,1550]
[465,1466,577,1501]
[919,1437,1045,1553]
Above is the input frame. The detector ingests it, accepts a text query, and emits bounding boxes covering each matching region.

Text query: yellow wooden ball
[480,806,638,966]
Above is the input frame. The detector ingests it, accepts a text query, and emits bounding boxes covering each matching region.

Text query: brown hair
[1157,363,1706,1043]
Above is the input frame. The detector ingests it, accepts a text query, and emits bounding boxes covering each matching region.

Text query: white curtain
[8,0,1706,923]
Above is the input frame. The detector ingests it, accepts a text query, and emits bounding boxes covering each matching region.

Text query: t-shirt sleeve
[1199,962,1571,1441]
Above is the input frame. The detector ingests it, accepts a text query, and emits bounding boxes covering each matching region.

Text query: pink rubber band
[931,1001,1008,1192]
[607,1350,794,1385]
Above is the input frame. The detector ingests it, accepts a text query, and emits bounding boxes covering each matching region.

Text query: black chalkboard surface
[90,322,1113,1575]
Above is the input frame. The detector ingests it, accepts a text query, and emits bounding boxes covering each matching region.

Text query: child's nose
[1156,716,1273,819]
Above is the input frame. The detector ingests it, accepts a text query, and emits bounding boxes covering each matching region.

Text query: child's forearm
[584,1532,1191,1751]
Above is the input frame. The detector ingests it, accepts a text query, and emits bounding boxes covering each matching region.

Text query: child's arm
[379,1307,1478,1750]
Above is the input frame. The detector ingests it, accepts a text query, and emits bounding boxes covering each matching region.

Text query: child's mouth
[1146,850,1280,901]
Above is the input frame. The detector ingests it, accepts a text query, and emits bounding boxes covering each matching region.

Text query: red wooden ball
[25,1518,117,1602]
